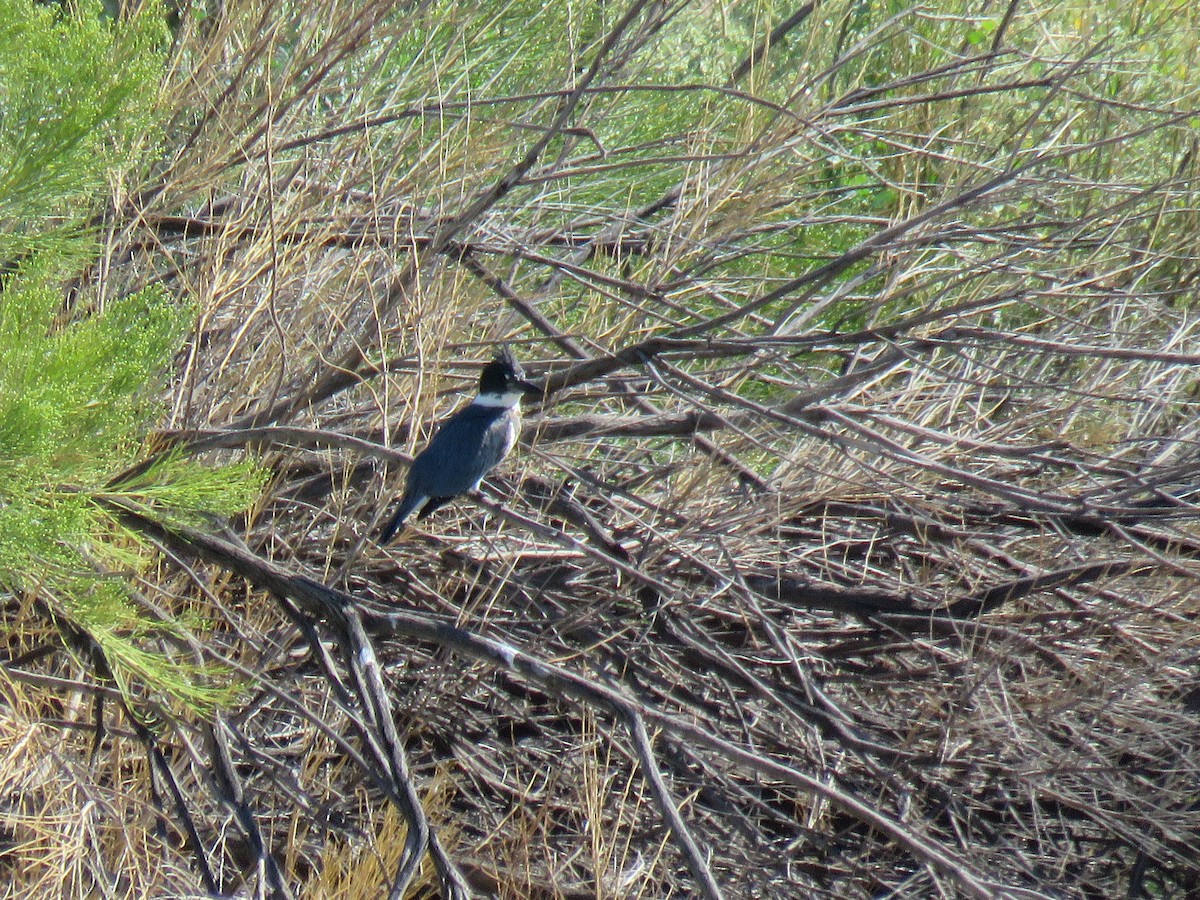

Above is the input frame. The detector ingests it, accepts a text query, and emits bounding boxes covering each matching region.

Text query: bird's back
[407,401,519,497]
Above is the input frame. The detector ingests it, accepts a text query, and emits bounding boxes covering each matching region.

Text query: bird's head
[476,347,542,407]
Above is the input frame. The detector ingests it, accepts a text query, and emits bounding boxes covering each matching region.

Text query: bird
[377,348,542,542]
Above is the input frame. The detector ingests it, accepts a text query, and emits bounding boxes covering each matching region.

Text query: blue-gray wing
[406,404,517,498]
[377,404,518,541]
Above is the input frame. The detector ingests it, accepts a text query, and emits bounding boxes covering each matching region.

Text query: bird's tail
[377,491,425,543]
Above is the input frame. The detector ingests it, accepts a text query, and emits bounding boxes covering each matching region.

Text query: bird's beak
[517,378,543,399]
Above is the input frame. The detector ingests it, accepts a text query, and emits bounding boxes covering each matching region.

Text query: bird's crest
[495,344,523,378]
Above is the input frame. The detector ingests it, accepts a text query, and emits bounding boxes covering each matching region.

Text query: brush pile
[5,2,1199,897]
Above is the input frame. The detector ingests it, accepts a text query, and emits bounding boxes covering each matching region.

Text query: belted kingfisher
[378,348,541,542]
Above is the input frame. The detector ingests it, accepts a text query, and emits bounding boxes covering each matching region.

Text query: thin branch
[626,711,725,900]
[729,2,817,83]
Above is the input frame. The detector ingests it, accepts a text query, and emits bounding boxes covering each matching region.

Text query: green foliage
[0,280,179,470]
[0,0,164,259]
[0,2,262,715]
[0,270,265,712]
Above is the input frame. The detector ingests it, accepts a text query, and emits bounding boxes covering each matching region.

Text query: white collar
[470,390,525,409]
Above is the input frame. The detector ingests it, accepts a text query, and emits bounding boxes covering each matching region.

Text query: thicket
[3,1,1199,898]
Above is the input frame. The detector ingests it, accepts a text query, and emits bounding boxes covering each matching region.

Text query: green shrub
[0,0,262,713]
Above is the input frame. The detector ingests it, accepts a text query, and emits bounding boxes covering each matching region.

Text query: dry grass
[6,0,1200,897]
